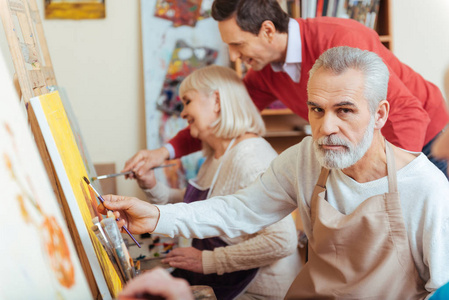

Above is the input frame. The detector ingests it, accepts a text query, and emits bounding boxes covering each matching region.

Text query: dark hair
[211,0,290,35]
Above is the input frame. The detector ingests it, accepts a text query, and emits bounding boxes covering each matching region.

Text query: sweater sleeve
[167,127,202,158]
[143,182,185,204]
[198,139,298,275]
[243,69,278,111]
[202,215,298,275]
[154,144,299,239]
[380,67,430,151]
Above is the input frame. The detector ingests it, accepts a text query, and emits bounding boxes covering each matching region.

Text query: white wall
[392,0,449,101]
[1,1,449,199]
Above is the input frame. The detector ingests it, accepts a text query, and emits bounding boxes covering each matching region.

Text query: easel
[0,1,100,298]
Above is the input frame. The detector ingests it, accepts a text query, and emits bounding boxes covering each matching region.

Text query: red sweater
[170,17,448,156]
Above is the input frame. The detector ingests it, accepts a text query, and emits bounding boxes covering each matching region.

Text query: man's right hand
[98,194,160,234]
[122,147,170,179]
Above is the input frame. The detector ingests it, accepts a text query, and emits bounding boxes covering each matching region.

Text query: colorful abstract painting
[142,0,227,188]
[157,40,218,115]
[0,51,92,299]
[154,0,202,27]
[30,91,122,299]
[45,0,105,20]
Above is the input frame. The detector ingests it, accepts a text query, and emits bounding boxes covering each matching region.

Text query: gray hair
[308,46,390,114]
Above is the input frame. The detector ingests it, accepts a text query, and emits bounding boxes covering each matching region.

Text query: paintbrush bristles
[83,176,90,185]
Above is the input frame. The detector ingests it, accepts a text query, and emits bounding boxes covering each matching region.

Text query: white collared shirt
[270,18,302,83]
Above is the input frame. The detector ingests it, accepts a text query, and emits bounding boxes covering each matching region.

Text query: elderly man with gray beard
[101,47,449,299]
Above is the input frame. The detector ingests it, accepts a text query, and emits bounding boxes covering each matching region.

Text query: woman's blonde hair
[179,65,265,144]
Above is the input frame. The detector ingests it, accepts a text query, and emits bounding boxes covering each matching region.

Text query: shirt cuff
[153,204,177,237]
[163,143,175,160]
[202,250,217,274]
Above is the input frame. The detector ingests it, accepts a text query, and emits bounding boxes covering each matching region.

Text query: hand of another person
[98,195,160,234]
[162,247,203,274]
[122,147,170,179]
[135,168,157,190]
[118,267,193,300]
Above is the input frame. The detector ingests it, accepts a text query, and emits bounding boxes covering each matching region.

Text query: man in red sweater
[123,0,448,177]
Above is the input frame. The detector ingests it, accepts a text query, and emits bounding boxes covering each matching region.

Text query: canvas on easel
[0,48,92,300]
[0,0,113,298]
[30,91,122,298]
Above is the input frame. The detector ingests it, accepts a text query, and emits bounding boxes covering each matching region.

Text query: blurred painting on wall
[45,0,105,19]
[141,0,228,189]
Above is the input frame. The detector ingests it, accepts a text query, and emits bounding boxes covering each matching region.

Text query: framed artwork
[30,91,122,299]
[0,51,92,299]
[141,0,228,189]
[45,0,106,19]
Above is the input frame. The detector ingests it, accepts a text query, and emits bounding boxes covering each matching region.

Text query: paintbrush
[92,170,134,181]
[83,176,141,248]
[92,163,177,181]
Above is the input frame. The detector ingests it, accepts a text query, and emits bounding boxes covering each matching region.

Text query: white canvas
[0,49,92,299]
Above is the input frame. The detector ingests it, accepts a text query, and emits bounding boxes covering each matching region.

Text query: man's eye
[311,107,322,113]
[339,108,353,114]
[185,100,191,105]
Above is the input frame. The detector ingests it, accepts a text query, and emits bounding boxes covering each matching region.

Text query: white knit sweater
[145,137,301,299]
[155,136,449,296]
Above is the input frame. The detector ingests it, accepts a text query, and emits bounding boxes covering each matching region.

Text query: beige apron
[286,142,429,299]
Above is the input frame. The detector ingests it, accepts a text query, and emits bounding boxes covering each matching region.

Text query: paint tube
[101,217,134,281]
[91,217,126,284]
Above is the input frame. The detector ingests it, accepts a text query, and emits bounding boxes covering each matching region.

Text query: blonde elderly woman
[126,65,300,300]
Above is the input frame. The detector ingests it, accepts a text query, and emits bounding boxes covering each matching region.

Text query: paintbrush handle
[95,170,134,180]
[94,164,175,181]
[152,163,176,169]
[121,225,141,248]
[85,177,141,248]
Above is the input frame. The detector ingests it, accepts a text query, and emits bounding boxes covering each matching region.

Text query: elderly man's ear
[374,100,389,130]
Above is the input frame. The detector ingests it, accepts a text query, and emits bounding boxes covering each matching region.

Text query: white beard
[313,117,375,169]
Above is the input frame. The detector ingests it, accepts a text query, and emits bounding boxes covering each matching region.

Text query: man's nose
[320,114,339,136]
[228,46,241,62]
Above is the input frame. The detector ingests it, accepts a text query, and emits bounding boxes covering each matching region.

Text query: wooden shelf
[261,108,294,116]
[264,130,305,138]
[379,35,391,43]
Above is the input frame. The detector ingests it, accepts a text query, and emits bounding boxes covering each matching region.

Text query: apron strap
[311,140,398,224]
[316,167,330,188]
[385,141,398,193]
[310,167,329,227]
